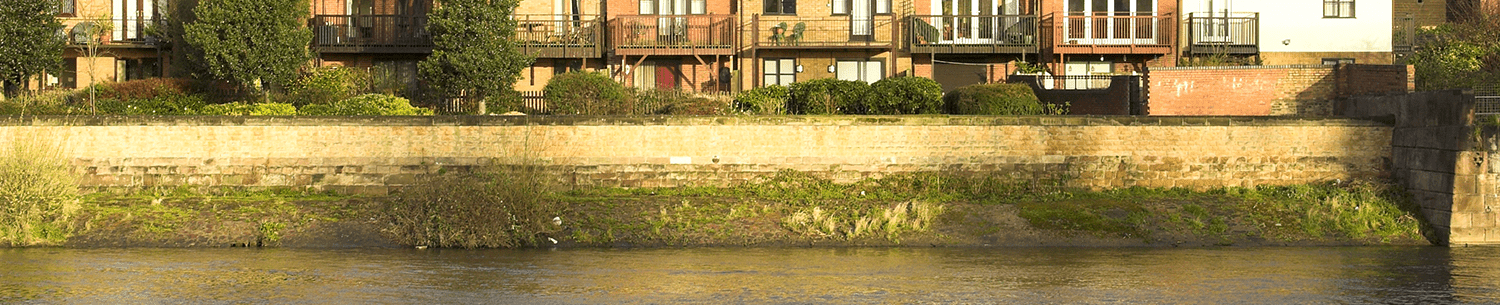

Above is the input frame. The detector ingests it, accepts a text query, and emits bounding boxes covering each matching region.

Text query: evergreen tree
[419,0,533,113]
[183,0,312,93]
[0,0,66,98]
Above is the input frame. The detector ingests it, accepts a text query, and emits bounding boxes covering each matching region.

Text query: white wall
[1180,0,1393,53]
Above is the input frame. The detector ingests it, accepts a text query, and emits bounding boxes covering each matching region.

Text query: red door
[655,65,677,89]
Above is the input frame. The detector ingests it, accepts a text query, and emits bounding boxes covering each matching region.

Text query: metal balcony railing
[515,14,603,58]
[1186,12,1258,54]
[609,14,734,55]
[63,18,164,45]
[907,15,1037,53]
[1053,14,1174,47]
[311,15,431,52]
[748,14,894,49]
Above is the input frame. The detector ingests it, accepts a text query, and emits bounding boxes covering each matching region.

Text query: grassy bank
[65,187,377,248]
[18,171,1432,248]
[543,172,1430,247]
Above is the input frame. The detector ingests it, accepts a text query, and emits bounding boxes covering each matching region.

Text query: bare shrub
[384,166,559,248]
[0,133,79,246]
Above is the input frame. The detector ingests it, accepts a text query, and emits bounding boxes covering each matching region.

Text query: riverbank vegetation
[15,170,1431,248]
[0,135,79,246]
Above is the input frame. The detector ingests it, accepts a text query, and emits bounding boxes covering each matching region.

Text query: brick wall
[1394,0,1449,27]
[1147,64,1411,116]
[0,116,1390,196]
[1339,64,1416,97]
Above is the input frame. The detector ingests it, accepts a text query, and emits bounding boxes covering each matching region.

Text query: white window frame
[764,58,796,86]
[834,59,884,83]
[1323,0,1355,18]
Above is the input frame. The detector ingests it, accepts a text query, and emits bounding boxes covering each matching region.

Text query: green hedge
[545,71,631,115]
[869,77,942,115]
[943,83,1046,115]
[298,94,433,115]
[734,85,789,115]
[283,66,371,106]
[199,102,298,116]
[95,91,208,115]
[788,78,868,115]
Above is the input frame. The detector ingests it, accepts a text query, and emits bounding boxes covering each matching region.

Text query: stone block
[1455,195,1486,213]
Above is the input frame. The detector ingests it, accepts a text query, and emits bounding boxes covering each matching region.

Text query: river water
[2,246,1498,304]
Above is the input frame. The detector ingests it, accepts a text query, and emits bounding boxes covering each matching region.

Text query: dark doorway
[934,62,987,92]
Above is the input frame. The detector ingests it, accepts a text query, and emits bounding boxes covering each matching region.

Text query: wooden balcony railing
[1186,12,1258,54]
[748,14,894,49]
[1049,13,1174,54]
[311,15,432,53]
[609,14,734,56]
[515,14,603,58]
[907,15,1038,53]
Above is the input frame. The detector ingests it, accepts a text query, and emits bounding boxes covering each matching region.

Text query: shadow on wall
[1341,89,1476,246]
[1007,74,1142,115]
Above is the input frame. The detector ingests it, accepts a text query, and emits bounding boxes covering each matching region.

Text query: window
[1321,58,1355,65]
[44,58,77,89]
[1323,0,1354,18]
[835,0,890,15]
[765,0,795,14]
[375,60,420,93]
[115,58,160,82]
[644,0,704,15]
[835,59,883,83]
[59,0,75,16]
[554,60,584,75]
[691,0,706,14]
[764,58,795,86]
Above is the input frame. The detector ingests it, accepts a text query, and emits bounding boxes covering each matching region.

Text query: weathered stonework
[0,115,1391,197]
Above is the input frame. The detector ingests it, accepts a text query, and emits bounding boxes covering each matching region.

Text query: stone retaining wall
[0,116,1391,195]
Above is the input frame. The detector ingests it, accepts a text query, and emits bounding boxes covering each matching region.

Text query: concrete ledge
[0,115,1392,128]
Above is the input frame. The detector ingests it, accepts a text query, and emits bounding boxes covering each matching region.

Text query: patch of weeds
[1224,180,1426,242]
[781,200,945,242]
[1016,199,1149,238]
[257,222,286,246]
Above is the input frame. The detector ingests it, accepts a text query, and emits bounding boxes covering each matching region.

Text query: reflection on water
[2,246,1498,303]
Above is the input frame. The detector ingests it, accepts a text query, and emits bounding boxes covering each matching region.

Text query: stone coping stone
[0,115,1390,127]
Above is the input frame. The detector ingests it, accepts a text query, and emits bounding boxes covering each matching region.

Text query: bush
[869,77,943,114]
[545,71,631,115]
[385,168,558,248]
[87,78,193,101]
[298,94,434,116]
[662,97,731,115]
[943,83,1048,115]
[734,85,789,115]
[0,135,79,246]
[0,90,79,115]
[200,102,298,116]
[631,89,694,114]
[789,78,869,115]
[630,89,731,115]
[95,91,209,115]
[284,66,371,106]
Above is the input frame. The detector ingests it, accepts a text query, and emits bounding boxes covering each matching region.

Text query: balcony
[1185,12,1258,55]
[1048,13,1174,54]
[609,15,735,56]
[62,18,164,47]
[907,15,1038,54]
[747,14,894,50]
[311,15,432,54]
[516,14,603,58]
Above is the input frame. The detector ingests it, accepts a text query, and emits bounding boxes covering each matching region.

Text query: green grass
[1009,180,1426,243]
[77,187,360,241]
